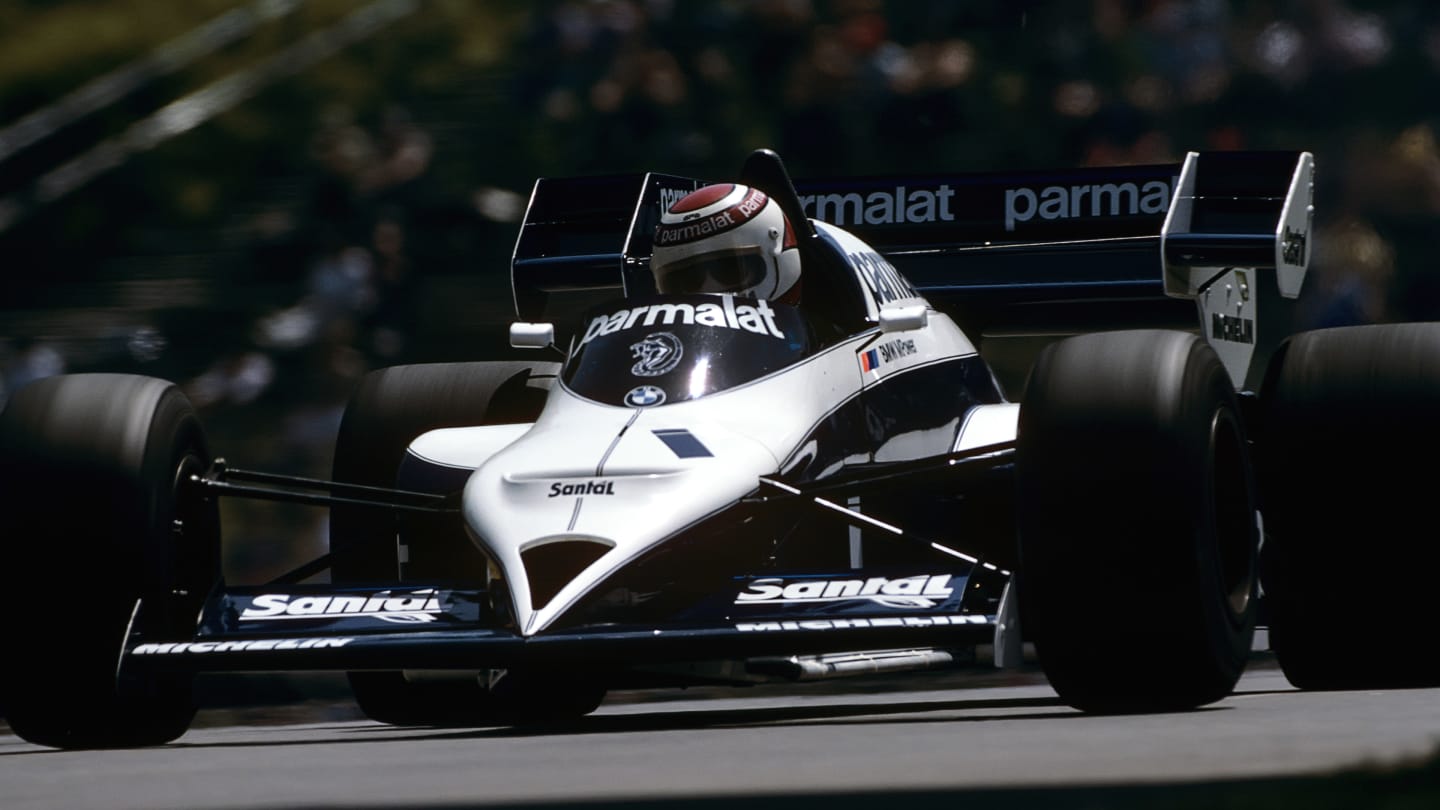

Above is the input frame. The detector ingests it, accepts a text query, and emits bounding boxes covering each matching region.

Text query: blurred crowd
[508,0,1440,326]
[3,0,1440,578]
[9,1,1440,405]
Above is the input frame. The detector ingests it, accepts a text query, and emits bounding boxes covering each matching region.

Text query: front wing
[121,576,1006,676]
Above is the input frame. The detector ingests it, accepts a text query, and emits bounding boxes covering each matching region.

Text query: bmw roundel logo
[625,385,666,408]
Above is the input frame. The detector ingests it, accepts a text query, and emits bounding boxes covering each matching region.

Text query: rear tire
[1018,330,1258,712]
[0,374,219,748]
[330,361,605,726]
[1260,323,1440,689]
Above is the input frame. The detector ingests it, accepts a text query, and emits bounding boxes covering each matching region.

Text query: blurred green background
[1,0,1437,583]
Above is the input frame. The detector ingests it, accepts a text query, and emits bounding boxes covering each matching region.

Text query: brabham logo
[1004,179,1172,232]
[736,575,955,609]
[581,296,783,345]
[240,590,444,624]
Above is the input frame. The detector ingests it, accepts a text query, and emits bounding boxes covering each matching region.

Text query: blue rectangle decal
[652,428,713,458]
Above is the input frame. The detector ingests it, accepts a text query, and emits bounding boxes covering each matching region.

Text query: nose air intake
[520,538,613,611]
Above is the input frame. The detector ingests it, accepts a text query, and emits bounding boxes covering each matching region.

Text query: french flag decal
[860,349,880,372]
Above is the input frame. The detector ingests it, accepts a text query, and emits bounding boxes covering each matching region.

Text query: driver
[651,184,801,304]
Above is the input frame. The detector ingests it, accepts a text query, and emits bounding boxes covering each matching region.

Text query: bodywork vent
[521,539,611,610]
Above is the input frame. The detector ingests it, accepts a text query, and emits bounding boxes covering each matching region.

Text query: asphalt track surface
[5,662,1440,810]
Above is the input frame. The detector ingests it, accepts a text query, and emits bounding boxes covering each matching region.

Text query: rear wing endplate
[510,172,699,328]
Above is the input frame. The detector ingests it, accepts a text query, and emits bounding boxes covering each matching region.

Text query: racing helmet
[651,184,801,302]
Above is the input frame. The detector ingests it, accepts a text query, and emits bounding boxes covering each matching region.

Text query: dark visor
[655,247,768,294]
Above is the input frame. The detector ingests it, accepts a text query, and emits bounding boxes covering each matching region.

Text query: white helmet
[651,183,801,302]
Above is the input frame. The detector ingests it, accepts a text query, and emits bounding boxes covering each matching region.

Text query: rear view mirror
[878,304,928,334]
[509,322,555,349]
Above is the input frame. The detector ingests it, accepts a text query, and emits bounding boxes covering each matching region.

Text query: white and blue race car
[6,147,1438,749]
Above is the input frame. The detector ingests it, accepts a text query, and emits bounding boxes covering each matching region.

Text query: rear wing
[510,150,1313,391]
[795,152,1312,304]
[1162,151,1314,300]
[510,172,699,331]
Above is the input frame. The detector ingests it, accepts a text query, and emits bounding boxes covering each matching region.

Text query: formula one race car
[5,148,1440,749]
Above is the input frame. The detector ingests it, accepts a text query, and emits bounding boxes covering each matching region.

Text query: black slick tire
[1017,330,1259,713]
[1260,323,1440,689]
[329,361,607,726]
[0,374,219,748]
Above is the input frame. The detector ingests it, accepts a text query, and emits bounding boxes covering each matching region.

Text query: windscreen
[562,294,813,407]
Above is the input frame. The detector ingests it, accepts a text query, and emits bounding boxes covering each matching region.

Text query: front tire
[1018,330,1258,712]
[330,361,605,726]
[0,374,219,748]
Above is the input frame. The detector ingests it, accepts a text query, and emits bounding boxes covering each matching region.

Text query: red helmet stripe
[669,184,736,213]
